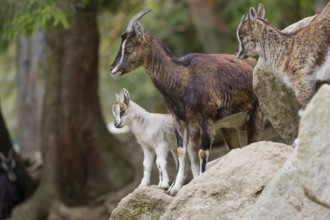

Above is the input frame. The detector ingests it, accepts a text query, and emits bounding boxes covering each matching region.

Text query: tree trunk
[11,2,134,219]
[17,31,46,158]
[188,0,235,53]
[58,3,134,204]
[188,0,223,53]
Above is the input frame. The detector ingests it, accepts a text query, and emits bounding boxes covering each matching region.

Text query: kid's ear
[115,93,120,101]
[248,7,257,26]
[257,3,265,19]
[123,88,130,105]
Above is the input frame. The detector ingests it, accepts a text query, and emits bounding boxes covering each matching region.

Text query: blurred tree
[188,0,227,53]
[4,0,135,219]
[17,32,46,158]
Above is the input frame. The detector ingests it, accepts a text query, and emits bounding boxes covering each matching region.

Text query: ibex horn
[127,9,152,35]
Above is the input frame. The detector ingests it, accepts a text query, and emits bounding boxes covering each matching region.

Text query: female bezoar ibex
[109,9,263,195]
[112,88,182,189]
[237,3,330,115]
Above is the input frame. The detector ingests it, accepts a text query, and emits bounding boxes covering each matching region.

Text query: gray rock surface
[298,85,330,208]
[246,85,330,220]
[161,141,292,220]
[252,15,316,144]
[253,67,299,144]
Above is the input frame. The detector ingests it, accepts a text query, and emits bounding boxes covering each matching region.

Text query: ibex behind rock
[237,3,330,114]
[110,9,263,195]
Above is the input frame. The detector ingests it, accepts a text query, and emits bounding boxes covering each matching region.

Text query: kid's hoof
[159,182,170,190]
[167,188,178,196]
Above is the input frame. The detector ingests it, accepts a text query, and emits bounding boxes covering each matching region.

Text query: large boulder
[253,68,299,144]
[299,85,330,207]
[246,85,330,219]
[252,15,315,144]
[161,141,292,219]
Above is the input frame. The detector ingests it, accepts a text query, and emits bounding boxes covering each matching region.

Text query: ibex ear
[135,21,145,41]
[257,3,265,19]
[123,88,130,105]
[248,7,257,26]
[115,93,120,101]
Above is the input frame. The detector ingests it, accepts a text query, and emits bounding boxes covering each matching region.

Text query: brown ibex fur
[109,9,263,195]
[237,3,330,114]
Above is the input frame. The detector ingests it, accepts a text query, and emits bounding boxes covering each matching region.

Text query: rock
[298,85,330,208]
[281,15,315,33]
[161,141,292,220]
[252,15,316,144]
[253,68,299,144]
[246,85,330,219]
[110,185,173,220]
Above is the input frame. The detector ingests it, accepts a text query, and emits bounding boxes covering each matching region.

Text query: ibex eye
[120,111,125,117]
[125,46,131,51]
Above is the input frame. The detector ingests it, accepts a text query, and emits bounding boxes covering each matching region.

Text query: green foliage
[0,0,72,50]
[226,0,314,34]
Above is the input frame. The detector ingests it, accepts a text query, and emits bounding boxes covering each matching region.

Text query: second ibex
[237,3,330,115]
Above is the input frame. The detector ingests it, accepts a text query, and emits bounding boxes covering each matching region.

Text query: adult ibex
[109,9,263,195]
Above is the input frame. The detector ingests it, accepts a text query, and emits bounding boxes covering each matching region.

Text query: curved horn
[127,8,152,34]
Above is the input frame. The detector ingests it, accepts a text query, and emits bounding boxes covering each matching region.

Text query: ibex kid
[113,89,201,189]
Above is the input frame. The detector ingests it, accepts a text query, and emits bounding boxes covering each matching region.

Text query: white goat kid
[112,89,179,189]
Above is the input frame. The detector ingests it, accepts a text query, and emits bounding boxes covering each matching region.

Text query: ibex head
[236,3,266,59]
[112,88,131,128]
[110,9,151,77]
[0,150,17,182]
